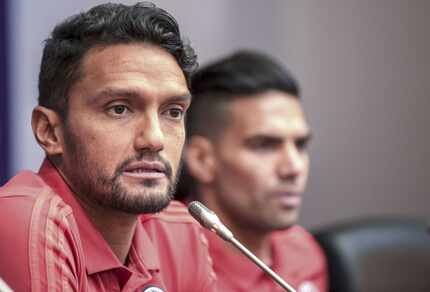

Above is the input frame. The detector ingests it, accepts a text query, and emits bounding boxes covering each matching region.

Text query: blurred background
[0,0,429,228]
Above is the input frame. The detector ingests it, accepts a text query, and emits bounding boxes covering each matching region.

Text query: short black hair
[187,49,300,140]
[38,1,197,119]
[176,50,300,199]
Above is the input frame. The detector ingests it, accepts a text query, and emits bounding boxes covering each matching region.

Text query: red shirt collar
[38,158,160,275]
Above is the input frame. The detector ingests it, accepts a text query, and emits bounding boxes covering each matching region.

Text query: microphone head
[188,201,234,241]
[188,201,217,229]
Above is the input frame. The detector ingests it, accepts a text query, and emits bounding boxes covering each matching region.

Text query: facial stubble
[63,126,182,214]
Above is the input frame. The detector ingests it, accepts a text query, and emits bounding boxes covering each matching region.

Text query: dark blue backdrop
[0,0,9,185]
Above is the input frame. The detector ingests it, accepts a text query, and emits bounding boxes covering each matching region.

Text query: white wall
[279,0,430,227]
[9,0,430,227]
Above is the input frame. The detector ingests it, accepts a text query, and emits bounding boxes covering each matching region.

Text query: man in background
[178,50,327,292]
[0,2,216,291]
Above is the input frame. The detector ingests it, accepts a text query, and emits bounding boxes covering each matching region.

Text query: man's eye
[107,104,129,116]
[247,139,280,151]
[165,108,184,119]
[296,138,310,151]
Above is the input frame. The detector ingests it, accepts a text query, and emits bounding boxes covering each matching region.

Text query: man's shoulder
[0,170,75,253]
[273,225,325,257]
[0,170,71,214]
[0,171,81,292]
[272,225,327,286]
[1,170,51,200]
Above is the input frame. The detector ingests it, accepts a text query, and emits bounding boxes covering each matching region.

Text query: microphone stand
[228,236,297,292]
[188,201,297,292]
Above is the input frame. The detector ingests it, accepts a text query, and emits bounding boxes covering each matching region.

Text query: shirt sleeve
[0,196,32,291]
[0,193,84,291]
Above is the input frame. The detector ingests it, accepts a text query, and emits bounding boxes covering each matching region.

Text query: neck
[82,204,138,264]
[200,189,273,265]
[54,161,138,264]
[231,224,273,265]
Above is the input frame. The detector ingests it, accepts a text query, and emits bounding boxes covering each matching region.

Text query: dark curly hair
[38,2,198,119]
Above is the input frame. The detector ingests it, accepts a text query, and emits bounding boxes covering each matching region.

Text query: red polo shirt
[205,225,327,292]
[0,159,216,292]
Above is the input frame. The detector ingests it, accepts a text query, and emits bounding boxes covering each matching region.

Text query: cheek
[216,155,267,194]
[302,155,310,177]
[70,124,129,171]
[163,127,186,170]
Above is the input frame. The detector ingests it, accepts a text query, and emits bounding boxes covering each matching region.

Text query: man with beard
[177,50,328,292]
[0,2,216,292]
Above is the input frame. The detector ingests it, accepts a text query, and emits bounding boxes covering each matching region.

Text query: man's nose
[278,143,306,180]
[134,113,164,153]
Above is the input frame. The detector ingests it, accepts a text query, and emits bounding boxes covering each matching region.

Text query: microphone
[188,201,297,292]
[0,277,13,292]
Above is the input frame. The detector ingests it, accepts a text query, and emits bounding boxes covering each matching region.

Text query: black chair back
[314,218,430,292]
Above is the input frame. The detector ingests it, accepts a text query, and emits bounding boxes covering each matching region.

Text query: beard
[93,153,180,214]
[62,127,180,214]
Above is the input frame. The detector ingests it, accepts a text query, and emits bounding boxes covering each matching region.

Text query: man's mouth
[122,161,167,179]
[272,192,302,209]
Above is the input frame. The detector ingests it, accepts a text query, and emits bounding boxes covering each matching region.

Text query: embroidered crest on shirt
[142,286,165,292]
[298,281,319,292]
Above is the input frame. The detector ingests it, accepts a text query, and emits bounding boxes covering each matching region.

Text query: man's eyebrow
[246,130,313,140]
[299,131,313,141]
[93,88,141,100]
[92,88,192,102]
[166,93,193,103]
[242,131,314,147]
[244,134,284,143]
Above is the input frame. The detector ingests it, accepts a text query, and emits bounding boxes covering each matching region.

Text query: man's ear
[185,136,217,184]
[31,106,64,156]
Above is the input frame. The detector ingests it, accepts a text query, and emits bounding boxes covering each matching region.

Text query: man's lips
[271,191,302,208]
[122,161,167,179]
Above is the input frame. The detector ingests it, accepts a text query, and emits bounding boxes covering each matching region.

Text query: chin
[273,215,299,229]
[117,194,172,214]
[270,221,295,231]
[104,182,174,214]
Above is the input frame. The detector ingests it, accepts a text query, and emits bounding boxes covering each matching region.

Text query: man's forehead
[227,92,309,133]
[80,43,185,81]
[69,43,189,102]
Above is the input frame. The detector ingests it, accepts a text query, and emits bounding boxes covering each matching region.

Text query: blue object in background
[0,0,10,185]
